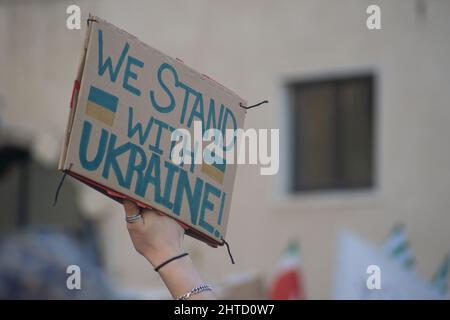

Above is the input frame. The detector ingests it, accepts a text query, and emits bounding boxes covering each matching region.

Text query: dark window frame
[288,74,376,193]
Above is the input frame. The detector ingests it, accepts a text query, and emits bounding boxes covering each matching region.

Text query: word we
[171,121,279,176]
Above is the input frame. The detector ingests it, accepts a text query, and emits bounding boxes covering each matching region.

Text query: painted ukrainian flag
[202,160,226,185]
[85,86,118,126]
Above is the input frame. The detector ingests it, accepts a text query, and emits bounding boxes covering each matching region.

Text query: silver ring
[126,212,142,223]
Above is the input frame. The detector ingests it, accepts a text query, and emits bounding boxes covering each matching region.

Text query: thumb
[123,199,141,218]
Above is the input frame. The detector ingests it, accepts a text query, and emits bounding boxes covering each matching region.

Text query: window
[288,74,375,192]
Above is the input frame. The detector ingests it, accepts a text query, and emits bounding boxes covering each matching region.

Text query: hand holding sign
[59,16,246,246]
[123,200,184,267]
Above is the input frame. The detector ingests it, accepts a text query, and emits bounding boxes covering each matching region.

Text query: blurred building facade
[1,0,450,298]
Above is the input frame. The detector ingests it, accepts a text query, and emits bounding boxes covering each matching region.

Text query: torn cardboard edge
[58,18,94,171]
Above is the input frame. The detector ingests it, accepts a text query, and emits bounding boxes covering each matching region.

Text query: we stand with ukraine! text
[60,17,246,245]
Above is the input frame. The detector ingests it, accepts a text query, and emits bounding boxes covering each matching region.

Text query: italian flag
[382,224,415,270]
[431,253,450,297]
[269,240,306,300]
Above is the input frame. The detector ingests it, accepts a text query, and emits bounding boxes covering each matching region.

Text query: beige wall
[1,0,450,298]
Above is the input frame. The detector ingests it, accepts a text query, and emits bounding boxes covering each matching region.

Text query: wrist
[143,243,184,267]
[157,255,215,299]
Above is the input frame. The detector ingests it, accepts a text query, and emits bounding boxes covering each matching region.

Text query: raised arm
[123,200,215,300]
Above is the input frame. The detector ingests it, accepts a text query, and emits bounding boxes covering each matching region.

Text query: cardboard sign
[59,16,246,247]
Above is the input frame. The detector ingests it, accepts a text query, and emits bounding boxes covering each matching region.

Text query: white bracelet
[177,284,213,300]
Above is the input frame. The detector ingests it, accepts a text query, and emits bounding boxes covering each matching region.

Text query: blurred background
[1,0,450,299]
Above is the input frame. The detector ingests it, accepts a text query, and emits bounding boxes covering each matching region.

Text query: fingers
[123,200,165,230]
[123,199,140,217]
[123,199,145,229]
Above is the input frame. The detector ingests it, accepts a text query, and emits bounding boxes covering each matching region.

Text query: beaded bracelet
[177,284,213,300]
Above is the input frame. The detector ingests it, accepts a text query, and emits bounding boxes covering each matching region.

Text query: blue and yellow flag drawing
[85,86,118,126]
[202,161,226,185]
